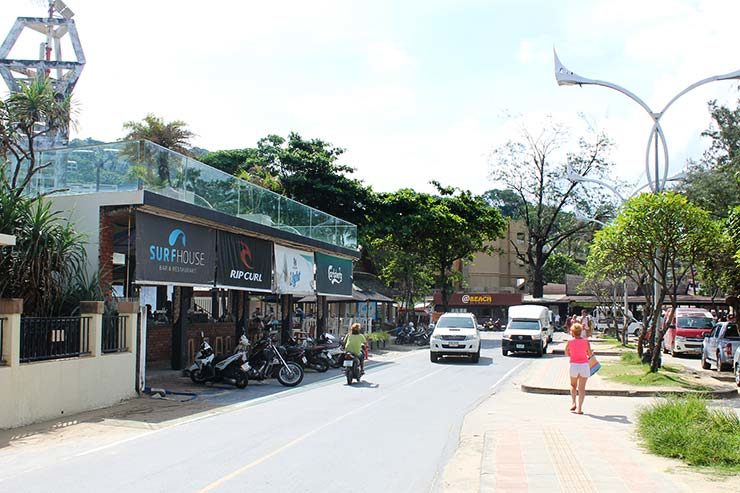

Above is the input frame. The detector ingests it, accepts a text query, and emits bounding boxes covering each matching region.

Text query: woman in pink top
[564,323,593,414]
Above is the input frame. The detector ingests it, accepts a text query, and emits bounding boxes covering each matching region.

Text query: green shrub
[620,351,641,365]
[637,396,740,472]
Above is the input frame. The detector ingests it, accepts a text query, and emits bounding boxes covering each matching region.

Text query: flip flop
[576,411,583,415]
[570,405,576,411]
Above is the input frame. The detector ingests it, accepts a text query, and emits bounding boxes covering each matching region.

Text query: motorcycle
[285,337,331,373]
[342,351,362,385]
[189,334,249,389]
[310,332,344,368]
[412,326,433,346]
[246,332,305,387]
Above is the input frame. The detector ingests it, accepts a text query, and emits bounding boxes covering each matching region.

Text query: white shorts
[570,363,590,378]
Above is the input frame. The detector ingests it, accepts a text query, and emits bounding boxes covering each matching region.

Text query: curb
[520,384,739,399]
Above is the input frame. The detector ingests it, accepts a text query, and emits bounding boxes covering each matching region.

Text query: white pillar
[0,299,22,367]
[80,301,104,357]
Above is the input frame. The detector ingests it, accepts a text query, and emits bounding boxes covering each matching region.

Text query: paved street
[0,333,529,493]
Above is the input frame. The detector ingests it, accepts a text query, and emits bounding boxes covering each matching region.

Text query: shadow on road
[345,381,380,389]
[436,356,494,366]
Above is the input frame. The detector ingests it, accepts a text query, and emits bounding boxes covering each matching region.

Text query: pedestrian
[565,322,593,414]
[554,313,561,328]
[579,309,594,339]
[565,314,573,333]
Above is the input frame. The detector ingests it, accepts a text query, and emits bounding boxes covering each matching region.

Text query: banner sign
[315,252,353,297]
[135,212,216,286]
[274,244,315,295]
[216,231,273,292]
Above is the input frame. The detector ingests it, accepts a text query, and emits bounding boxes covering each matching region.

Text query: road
[0,332,532,493]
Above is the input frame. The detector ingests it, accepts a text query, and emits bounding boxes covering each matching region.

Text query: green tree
[239,133,373,228]
[369,185,507,311]
[0,78,73,198]
[588,192,718,371]
[543,252,584,284]
[490,122,616,298]
[482,188,524,219]
[681,99,740,218]
[0,182,87,315]
[122,114,195,155]
[122,114,195,187]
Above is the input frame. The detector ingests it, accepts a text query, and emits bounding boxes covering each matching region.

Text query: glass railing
[21,140,358,249]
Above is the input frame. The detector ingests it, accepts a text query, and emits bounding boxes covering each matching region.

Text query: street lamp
[555,49,740,353]
[554,49,740,193]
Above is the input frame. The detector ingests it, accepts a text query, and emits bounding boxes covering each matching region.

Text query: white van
[502,305,552,357]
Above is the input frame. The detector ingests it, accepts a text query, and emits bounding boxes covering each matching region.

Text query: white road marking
[198,367,449,493]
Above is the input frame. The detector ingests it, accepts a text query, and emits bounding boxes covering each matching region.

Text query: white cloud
[366,42,415,74]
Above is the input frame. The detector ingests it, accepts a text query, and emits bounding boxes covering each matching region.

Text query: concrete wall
[48,191,143,280]
[0,300,139,429]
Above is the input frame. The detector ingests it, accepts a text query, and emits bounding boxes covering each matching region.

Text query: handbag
[588,355,601,376]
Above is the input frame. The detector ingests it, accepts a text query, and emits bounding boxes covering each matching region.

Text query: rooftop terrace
[22,140,358,250]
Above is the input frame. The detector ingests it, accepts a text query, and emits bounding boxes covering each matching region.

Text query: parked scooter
[246,332,305,387]
[189,333,249,389]
[342,351,362,385]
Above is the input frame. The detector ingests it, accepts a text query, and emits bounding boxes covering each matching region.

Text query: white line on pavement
[198,366,450,493]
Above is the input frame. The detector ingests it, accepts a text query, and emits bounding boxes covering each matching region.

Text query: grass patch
[637,396,740,473]
[600,352,712,391]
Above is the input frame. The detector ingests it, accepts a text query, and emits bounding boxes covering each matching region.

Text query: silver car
[701,322,740,372]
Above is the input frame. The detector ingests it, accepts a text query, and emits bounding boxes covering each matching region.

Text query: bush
[637,396,740,472]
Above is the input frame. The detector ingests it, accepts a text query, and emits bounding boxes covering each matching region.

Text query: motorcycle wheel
[312,359,330,373]
[346,371,353,385]
[235,370,248,389]
[277,362,304,387]
[190,368,207,384]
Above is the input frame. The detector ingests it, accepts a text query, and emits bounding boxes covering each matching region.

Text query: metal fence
[0,317,5,365]
[20,316,90,363]
[102,315,128,353]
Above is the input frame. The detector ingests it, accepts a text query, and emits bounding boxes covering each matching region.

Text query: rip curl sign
[216,231,272,292]
[135,212,216,286]
[315,252,352,297]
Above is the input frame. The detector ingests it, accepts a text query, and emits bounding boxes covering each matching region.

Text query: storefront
[40,140,360,371]
[432,292,524,322]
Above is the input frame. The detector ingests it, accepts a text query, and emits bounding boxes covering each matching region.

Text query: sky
[2,0,740,195]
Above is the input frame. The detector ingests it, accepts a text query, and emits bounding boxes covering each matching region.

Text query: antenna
[0,1,85,148]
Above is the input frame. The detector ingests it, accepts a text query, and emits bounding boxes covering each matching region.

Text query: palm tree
[0,77,74,198]
[122,114,195,186]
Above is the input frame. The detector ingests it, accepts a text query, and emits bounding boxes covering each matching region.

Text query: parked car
[701,321,739,372]
[429,312,481,363]
[734,345,740,387]
[502,304,552,357]
[662,307,715,356]
[627,320,643,337]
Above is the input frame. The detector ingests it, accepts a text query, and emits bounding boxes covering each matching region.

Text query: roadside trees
[586,192,718,371]
[489,122,615,297]
[368,185,507,313]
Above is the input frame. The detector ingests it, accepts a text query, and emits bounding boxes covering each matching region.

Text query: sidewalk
[441,370,740,493]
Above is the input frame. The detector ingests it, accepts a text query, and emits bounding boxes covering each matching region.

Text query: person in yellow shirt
[344,323,366,374]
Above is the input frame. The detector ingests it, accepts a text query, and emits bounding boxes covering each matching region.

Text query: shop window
[215,337,224,355]
[225,336,233,353]
[516,232,525,244]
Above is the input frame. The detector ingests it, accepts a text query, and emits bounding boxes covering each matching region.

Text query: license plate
[240,362,250,371]
[302,356,308,364]
[343,360,353,367]
[516,344,525,349]
[448,342,459,347]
